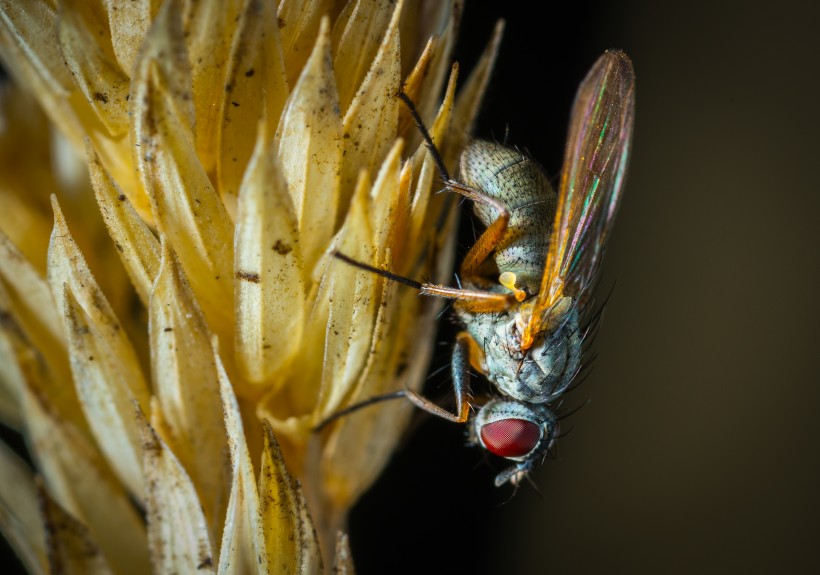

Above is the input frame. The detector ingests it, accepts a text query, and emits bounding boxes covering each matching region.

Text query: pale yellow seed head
[0,0,503,571]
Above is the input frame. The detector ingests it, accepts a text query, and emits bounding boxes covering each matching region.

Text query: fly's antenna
[398,91,451,182]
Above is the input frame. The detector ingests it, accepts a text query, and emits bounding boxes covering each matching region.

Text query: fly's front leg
[314,332,476,430]
[404,332,474,423]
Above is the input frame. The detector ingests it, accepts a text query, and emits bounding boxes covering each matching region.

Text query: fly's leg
[332,252,514,311]
[399,91,511,281]
[313,390,407,432]
[313,331,475,431]
[444,180,510,280]
[403,331,473,422]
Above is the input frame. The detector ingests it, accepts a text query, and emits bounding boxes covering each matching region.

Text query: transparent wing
[522,50,635,349]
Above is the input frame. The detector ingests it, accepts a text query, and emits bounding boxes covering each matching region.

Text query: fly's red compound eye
[479,418,541,458]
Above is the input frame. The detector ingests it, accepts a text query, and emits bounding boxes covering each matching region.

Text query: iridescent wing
[522,50,635,349]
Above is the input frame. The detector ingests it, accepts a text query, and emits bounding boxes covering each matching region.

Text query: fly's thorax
[470,399,558,470]
[460,140,556,293]
[459,303,582,404]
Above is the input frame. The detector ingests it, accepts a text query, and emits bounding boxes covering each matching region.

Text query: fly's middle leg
[331,251,514,311]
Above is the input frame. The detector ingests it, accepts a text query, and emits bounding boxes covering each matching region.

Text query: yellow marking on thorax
[499,271,527,302]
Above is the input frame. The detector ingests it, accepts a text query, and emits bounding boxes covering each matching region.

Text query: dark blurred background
[350,1,820,574]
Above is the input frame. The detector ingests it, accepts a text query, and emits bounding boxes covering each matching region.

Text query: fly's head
[471,399,558,487]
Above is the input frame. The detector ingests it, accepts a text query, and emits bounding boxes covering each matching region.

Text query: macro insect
[323,50,635,487]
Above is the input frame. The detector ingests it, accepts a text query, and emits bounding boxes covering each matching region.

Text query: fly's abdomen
[460,140,555,293]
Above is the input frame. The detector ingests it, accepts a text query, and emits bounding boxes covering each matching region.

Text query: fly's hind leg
[399,91,511,282]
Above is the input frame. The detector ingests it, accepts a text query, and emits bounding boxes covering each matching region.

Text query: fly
[319,50,635,487]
